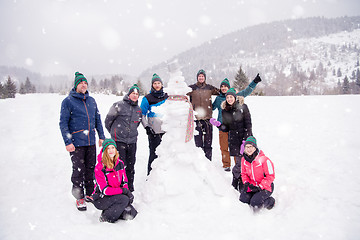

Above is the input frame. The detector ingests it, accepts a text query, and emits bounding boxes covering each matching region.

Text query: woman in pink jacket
[239,136,275,211]
[92,138,137,222]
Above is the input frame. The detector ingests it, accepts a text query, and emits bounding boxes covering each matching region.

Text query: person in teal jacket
[211,74,261,171]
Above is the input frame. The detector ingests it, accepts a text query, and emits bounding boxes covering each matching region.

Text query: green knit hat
[225,87,236,97]
[151,73,163,84]
[244,136,257,148]
[220,78,230,88]
[197,69,206,80]
[74,72,88,88]
[128,84,140,96]
[102,138,117,150]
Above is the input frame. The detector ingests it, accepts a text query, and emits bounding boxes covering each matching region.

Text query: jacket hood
[221,95,244,110]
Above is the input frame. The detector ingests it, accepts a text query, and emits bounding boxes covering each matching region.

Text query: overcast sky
[0,0,359,77]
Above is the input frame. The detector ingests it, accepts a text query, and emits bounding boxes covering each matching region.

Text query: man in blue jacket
[59,72,105,211]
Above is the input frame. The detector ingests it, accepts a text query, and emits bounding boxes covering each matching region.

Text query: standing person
[238,136,275,211]
[187,69,220,161]
[105,84,142,192]
[140,73,168,175]
[92,138,137,223]
[211,75,261,171]
[59,71,105,211]
[210,88,252,189]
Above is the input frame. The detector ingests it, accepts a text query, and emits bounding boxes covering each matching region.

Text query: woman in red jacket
[239,136,275,211]
[92,139,137,222]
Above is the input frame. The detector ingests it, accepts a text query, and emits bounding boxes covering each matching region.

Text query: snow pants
[240,183,275,210]
[231,156,243,190]
[69,145,96,199]
[194,120,213,161]
[147,132,164,175]
[116,141,137,192]
[219,130,231,168]
[93,194,137,223]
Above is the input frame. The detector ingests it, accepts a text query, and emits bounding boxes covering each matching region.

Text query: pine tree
[233,66,249,91]
[0,82,4,99]
[19,83,26,94]
[337,68,342,77]
[4,76,17,98]
[89,77,98,93]
[136,79,146,95]
[355,68,360,94]
[342,75,350,94]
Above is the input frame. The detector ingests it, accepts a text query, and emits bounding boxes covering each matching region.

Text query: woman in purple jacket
[92,139,137,223]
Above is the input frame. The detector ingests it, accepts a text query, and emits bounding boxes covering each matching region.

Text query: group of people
[59,70,275,223]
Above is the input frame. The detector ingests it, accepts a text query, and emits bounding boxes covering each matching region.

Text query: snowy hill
[139,16,360,95]
[0,93,359,239]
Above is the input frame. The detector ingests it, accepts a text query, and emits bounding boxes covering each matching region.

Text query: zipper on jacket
[82,99,91,145]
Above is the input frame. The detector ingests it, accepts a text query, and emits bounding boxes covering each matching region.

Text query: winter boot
[264,197,275,210]
[224,167,231,172]
[76,198,87,211]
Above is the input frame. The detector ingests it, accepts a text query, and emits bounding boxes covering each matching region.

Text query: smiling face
[226,95,235,105]
[244,144,256,156]
[107,145,116,158]
[152,81,162,91]
[129,91,139,102]
[197,74,205,83]
[220,85,229,94]
[76,81,88,94]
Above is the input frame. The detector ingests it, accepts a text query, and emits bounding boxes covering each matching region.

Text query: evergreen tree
[342,75,350,94]
[49,84,54,93]
[337,68,342,77]
[0,82,4,99]
[89,77,98,93]
[4,76,17,98]
[136,79,146,95]
[233,66,249,91]
[19,83,26,94]
[24,77,32,93]
[355,68,360,94]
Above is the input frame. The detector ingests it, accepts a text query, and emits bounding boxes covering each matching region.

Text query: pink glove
[210,118,221,127]
[240,140,245,155]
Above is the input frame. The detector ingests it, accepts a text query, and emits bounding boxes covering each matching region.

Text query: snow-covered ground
[0,93,359,240]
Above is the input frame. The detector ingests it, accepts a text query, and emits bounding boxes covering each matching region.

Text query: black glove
[232,177,239,191]
[242,182,250,193]
[253,73,262,83]
[122,188,134,204]
[248,184,261,193]
[145,126,154,136]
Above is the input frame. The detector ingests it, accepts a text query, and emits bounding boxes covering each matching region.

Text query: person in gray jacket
[105,84,142,192]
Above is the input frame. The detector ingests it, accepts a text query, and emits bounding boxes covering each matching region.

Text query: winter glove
[122,188,134,204]
[253,73,262,83]
[145,126,154,136]
[248,184,261,193]
[232,177,240,191]
[242,182,250,193]
[240,140,245,155]
[209,118,221,127]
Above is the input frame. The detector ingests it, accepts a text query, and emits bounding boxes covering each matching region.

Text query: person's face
[244,144,256,155]
[76,81,88,94]
[107,145,116,158]
[197,74,205,83]
[226,95,235,105]
[220,85,229,94]
[129,91,139,102]
[152,81,162,91]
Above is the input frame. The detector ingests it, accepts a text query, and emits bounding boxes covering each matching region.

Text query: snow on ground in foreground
[0,94,359,240]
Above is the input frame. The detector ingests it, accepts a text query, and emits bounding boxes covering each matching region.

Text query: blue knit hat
[74,72,88,88]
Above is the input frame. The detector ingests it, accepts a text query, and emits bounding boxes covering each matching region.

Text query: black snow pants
[240,183,275,210]
[116,141,137,192]
[69,145,96,199]
[93,194,137,223]
[194,120,213,161]
[147,132,164,175]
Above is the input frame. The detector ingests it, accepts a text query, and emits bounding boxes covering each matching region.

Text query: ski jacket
[241,150,275,192]
[212,80,257,123]
[94,150,129,196]
[140,90,168,134]
[219,96,252,155]
[105,95,142,144]
[187,82,219,120]
[59,88,105,147]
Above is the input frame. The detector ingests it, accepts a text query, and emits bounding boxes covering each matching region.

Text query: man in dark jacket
[59,72,105,211]
[187,69,220,160]
[105,84,142,192]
